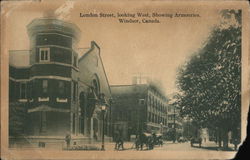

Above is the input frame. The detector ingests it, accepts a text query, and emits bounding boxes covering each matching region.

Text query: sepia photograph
[1,0,249,159]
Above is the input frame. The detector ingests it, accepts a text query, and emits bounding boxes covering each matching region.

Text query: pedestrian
[65,133,71,149]
[114,130,119,150]
[148,136,154,150]
[152,133,157,145]
[135,135,140,150]
[233,138,239,151]
[117,131,124,150]
[138,133,146,150]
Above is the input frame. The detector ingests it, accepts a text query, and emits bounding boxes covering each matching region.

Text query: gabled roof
[78,41,112,95]
[78,41,100,62]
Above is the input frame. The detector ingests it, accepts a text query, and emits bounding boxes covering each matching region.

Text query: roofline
[27,17,81,33]
[98,47,112,96]
[78,41,99,62]
[9,64,31,69]
[27,18,81,42]
[9,49,31,52]
[78,41,112,96]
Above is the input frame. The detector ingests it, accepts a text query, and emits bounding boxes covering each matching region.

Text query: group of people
[114,131,163,151]
[65,131,163,151]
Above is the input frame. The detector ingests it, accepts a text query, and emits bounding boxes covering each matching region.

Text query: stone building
[9,18,112,147]
[110,76,168,141]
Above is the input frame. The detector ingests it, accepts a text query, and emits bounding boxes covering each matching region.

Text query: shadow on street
[191,145,235,151]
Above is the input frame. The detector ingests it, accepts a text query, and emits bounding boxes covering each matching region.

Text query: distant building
[111,76,168,140]
[9,18,112,147]
[166,104,183,140]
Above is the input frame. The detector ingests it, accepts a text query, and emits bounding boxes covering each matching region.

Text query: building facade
[110,76,168,141]
[166,104,183,141]
[9,18,112,147]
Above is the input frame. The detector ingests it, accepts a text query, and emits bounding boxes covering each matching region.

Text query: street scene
[4,1,245,160]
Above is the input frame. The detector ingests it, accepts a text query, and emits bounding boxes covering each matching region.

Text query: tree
[176,10,241,149]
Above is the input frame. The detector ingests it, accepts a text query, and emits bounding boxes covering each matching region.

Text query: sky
[3,0,222,95]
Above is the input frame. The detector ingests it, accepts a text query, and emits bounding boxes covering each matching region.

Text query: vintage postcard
[1,0,249,159]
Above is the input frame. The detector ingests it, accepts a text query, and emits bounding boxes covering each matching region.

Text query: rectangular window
[28,83,32,100]
[59,81,65,95]
[20,82,26,99]
[39,48,50,62]
[139,99,145,105]
[42,80,48,94]
[73,81,78,101]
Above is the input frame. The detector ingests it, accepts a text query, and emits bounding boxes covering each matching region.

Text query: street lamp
[101,105,106,150]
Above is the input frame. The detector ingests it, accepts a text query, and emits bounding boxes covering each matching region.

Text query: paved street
[155,141,206,151]
[100,140,237,152]
[7,141,238,160]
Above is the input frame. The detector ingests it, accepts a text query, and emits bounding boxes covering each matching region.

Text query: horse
[135,133,153,150]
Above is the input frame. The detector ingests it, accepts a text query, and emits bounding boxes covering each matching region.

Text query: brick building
[110,76,168,141]
[9,18,112,147]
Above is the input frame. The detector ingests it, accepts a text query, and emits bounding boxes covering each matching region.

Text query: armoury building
[9,18,112,147]
[111,76,168,141]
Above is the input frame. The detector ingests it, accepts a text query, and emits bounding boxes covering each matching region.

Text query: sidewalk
[201,141,237,151]
[85,141,136,151]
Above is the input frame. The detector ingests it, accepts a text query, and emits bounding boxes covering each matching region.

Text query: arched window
[92,79,99,96]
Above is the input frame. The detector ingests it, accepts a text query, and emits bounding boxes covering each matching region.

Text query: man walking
[65,133,71,149]
[117,131,124,150]
[114,130,119,150]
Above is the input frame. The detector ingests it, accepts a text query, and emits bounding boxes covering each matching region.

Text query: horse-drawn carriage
[135,133,163,150]
[190,137,202,147]
[155,133,163,146]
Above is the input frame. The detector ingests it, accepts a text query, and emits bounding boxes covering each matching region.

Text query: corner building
[9,18,112,146]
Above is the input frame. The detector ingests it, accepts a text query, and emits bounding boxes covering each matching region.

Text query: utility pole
[137,101,140,136]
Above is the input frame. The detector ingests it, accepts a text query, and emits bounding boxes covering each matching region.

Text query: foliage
[176,10,241,133]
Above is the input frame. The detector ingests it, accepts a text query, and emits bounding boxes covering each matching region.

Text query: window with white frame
[39,48,50,62]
